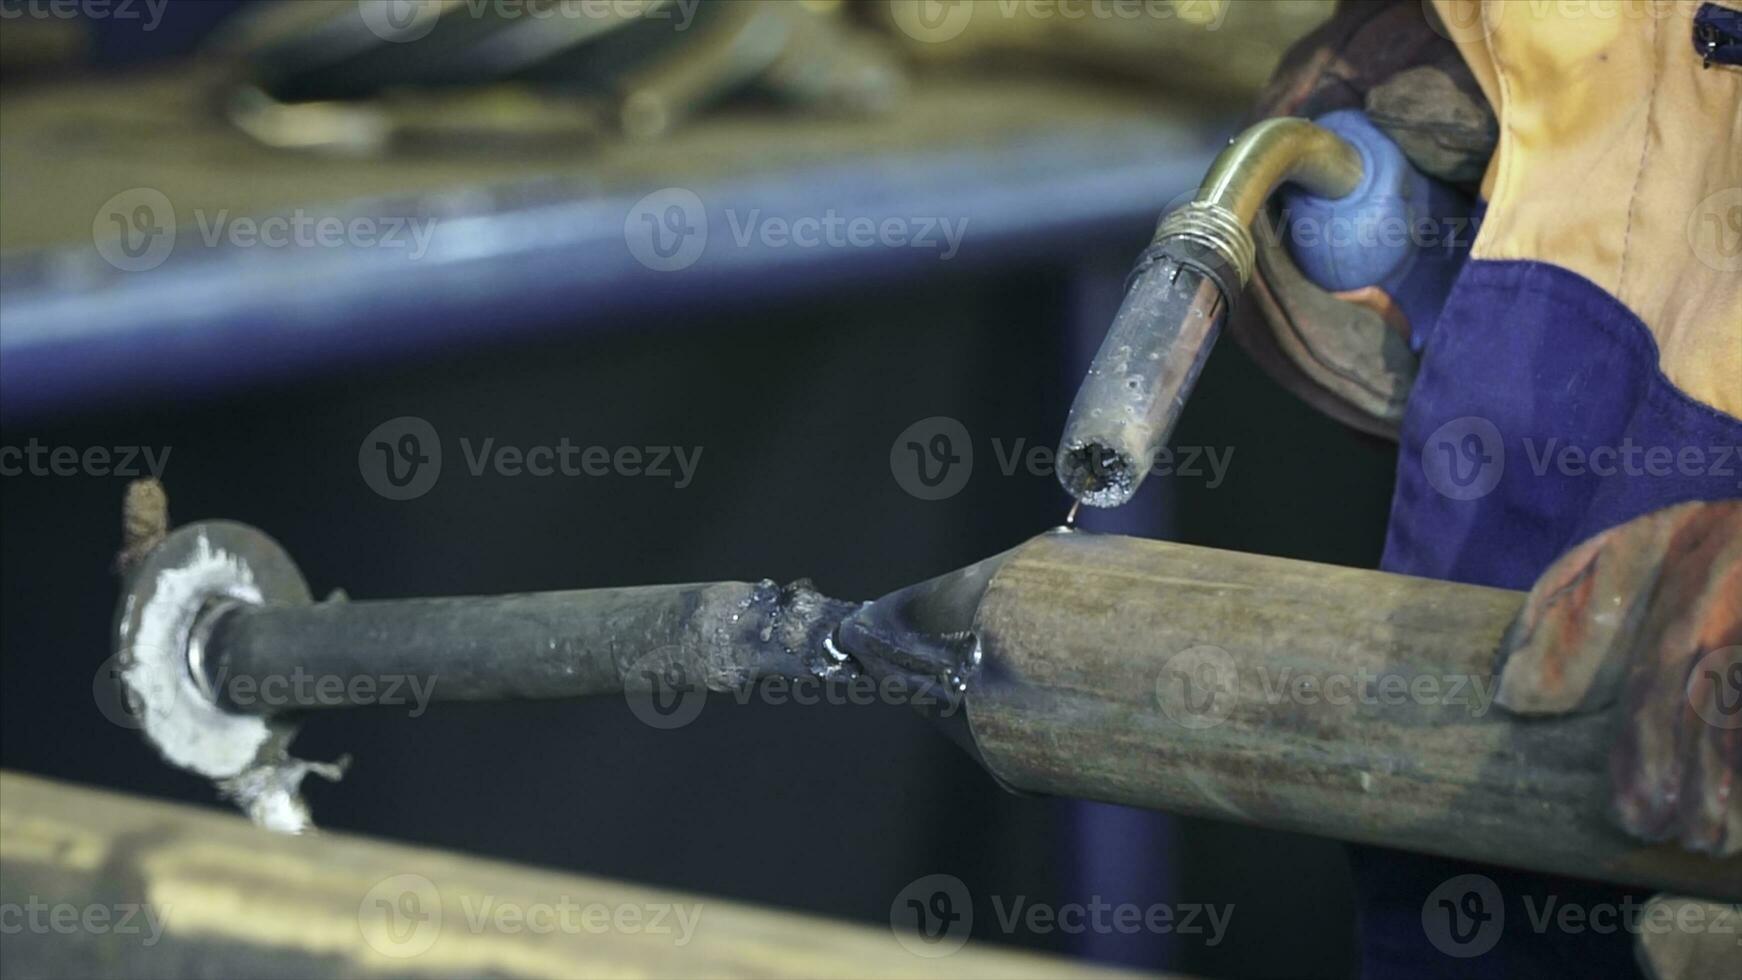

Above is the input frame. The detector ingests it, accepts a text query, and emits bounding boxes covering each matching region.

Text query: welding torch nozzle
[1056,116,1367,509]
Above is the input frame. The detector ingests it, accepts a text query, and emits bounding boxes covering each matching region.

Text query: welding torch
[114,515,1741,902]
[1056,111,1421,508]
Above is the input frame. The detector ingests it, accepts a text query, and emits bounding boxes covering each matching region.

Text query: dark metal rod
[205,580,858,713]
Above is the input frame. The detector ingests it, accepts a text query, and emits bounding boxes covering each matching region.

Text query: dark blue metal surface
[1,127,1214,420]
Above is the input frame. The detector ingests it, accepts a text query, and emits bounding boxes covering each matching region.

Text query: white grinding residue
[119,530,335,834]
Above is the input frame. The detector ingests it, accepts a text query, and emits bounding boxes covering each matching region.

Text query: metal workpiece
[833,547,1012,772]
[1058,117,1362,508]
[116,515,1742,899]
[206,578,859,713]
[953,531,1742,902]
[114,518,858,830]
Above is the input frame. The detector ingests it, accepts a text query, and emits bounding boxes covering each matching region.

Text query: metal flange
[112,520,342,833]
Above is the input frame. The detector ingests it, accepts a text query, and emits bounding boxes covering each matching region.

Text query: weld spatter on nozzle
[1057,441,1137,509]
[1055,255,1226,509]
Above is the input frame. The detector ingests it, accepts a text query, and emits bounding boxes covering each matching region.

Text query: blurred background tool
[214,0,904,153]
[0,770,1150,979]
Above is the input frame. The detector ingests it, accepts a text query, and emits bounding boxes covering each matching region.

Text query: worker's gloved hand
[1227,0,1496,438]
[1495,500,1741,856]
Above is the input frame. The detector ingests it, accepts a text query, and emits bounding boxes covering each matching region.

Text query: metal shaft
[203,580,857,713]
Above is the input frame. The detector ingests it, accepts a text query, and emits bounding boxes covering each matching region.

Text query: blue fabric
[1355,256,1742,978]
[1694,2,1742,68]
[1383,258,1742,592]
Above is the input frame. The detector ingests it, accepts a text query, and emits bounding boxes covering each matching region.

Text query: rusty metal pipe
[839,530,1742,902]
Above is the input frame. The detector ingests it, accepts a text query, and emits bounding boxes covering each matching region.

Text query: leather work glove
[1227,0,1497,438]
[1496,499,1740,858]
[1495,499,1740,978]
[1491,501,1735,974]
